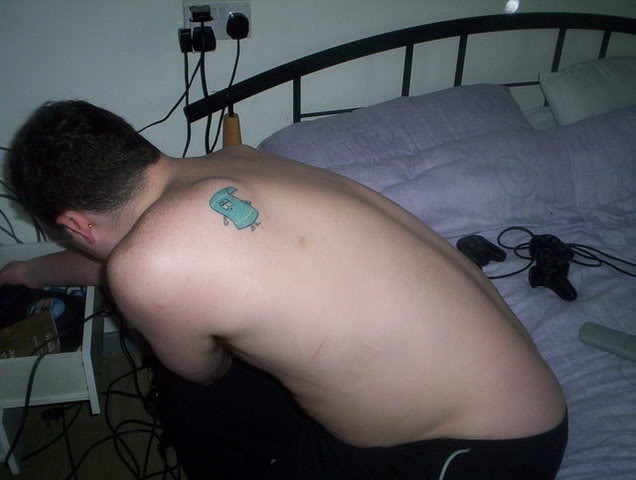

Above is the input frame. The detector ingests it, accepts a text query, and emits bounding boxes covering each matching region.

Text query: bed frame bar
[184,12,636,124]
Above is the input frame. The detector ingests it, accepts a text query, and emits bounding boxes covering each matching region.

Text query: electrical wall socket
[182,1,251,40]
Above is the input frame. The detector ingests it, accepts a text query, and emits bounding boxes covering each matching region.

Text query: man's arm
[0,248,105,288]
[106,243,231,385]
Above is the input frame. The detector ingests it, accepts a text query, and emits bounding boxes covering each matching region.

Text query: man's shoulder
[107,177,255,284]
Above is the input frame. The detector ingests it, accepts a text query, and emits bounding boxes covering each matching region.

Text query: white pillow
[539,56,636,125]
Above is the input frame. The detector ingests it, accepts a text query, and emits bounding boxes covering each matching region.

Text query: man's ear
[56,211,96,245]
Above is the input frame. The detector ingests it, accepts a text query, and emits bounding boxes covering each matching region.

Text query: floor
[0,352,185,480]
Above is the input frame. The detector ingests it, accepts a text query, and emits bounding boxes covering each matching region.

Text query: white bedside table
[0,242,104,475]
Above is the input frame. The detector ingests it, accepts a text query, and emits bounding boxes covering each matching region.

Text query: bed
[185,12,636,479]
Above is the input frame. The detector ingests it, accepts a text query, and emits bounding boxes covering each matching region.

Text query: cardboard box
[0,310,57,358]
[1,285,87,358]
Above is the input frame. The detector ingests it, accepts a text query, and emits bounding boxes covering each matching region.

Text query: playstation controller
[528,234,577,301]
[456,235,507,269]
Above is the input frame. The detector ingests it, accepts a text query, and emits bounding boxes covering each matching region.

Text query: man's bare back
[108,145,566,449]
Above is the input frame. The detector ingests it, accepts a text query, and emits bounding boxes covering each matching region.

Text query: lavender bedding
[259,84,636,479]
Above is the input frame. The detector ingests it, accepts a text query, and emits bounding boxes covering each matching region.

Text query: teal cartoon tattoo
[210,187,260,230]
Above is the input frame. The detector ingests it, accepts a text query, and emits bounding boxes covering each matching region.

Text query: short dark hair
[8,100,160,226]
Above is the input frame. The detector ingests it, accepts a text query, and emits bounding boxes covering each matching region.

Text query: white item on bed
[579,322,636,362]
[539,56,636,125]
[523,105,558,129]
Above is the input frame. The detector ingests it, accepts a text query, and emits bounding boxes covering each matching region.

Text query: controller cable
[489,226,636,279]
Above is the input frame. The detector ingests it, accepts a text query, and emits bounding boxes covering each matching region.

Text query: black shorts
[263,413,568,480]
[153,359,305,480]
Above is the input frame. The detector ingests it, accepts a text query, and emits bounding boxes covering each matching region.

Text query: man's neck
[133,155,179,213]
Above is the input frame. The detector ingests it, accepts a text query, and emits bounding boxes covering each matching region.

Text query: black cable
[0,189,48,243]
[103,367,146,478]
[3,299,181,479]
[209,38,242,153]
[0,220,22,244]
[228,39,241,101]
[117,339,167,480]
[485,226,636,280]
[2,308,109,466]
[0,193,19,202]
[96,367,181,480]
[62,428,164,480]
[113,419,161,478]
[2,350,49,465]
[0,179,15,192]
[0,194,23,244]
[2,170,46,243]
[0,180,21,243]
[0,209,18,239]
[114,422,179,480]
[136,56,202,135]
[62,404,79,480]
[484,226,535,279]
[21,403,84,461]
[570,243,636,277]
[196,20,216,154]
[0,145,10,152]
[100,357,181,480]
[199,42,214,154]
[487,257,533,280]
[496,226,535,250]
[181,53,193,158]
[142,416,160,478]
[119,325,144,400]
[30,309,111,356]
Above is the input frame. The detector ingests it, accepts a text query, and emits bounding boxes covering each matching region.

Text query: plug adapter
[178,28,193,53]
[189,5,212,23]
[192,26,216,52]
[226,12,249,40]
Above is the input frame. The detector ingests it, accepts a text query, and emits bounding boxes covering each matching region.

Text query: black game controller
[456,235,507,269]
[528,234,577,301]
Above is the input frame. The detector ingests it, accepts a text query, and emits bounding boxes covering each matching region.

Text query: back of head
[8,100,160,226]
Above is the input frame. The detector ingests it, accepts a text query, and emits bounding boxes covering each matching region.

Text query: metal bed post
[454,34,468,87]
[293,77,301,123]
[401,44,414,97]
[551,27,567,73]
[599,30,612,58]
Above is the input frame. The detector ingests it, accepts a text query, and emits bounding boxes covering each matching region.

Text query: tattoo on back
[209,186,260,231]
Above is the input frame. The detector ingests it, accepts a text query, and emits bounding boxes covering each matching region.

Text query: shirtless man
[2,100,567,479]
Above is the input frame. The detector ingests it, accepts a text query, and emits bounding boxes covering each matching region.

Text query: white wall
[1,0,635,242]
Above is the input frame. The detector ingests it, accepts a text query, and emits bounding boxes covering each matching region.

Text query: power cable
[136,57,202,135]
[209,38,242,153]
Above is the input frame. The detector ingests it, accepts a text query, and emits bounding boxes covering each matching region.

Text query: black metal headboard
[184,12,636,124]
